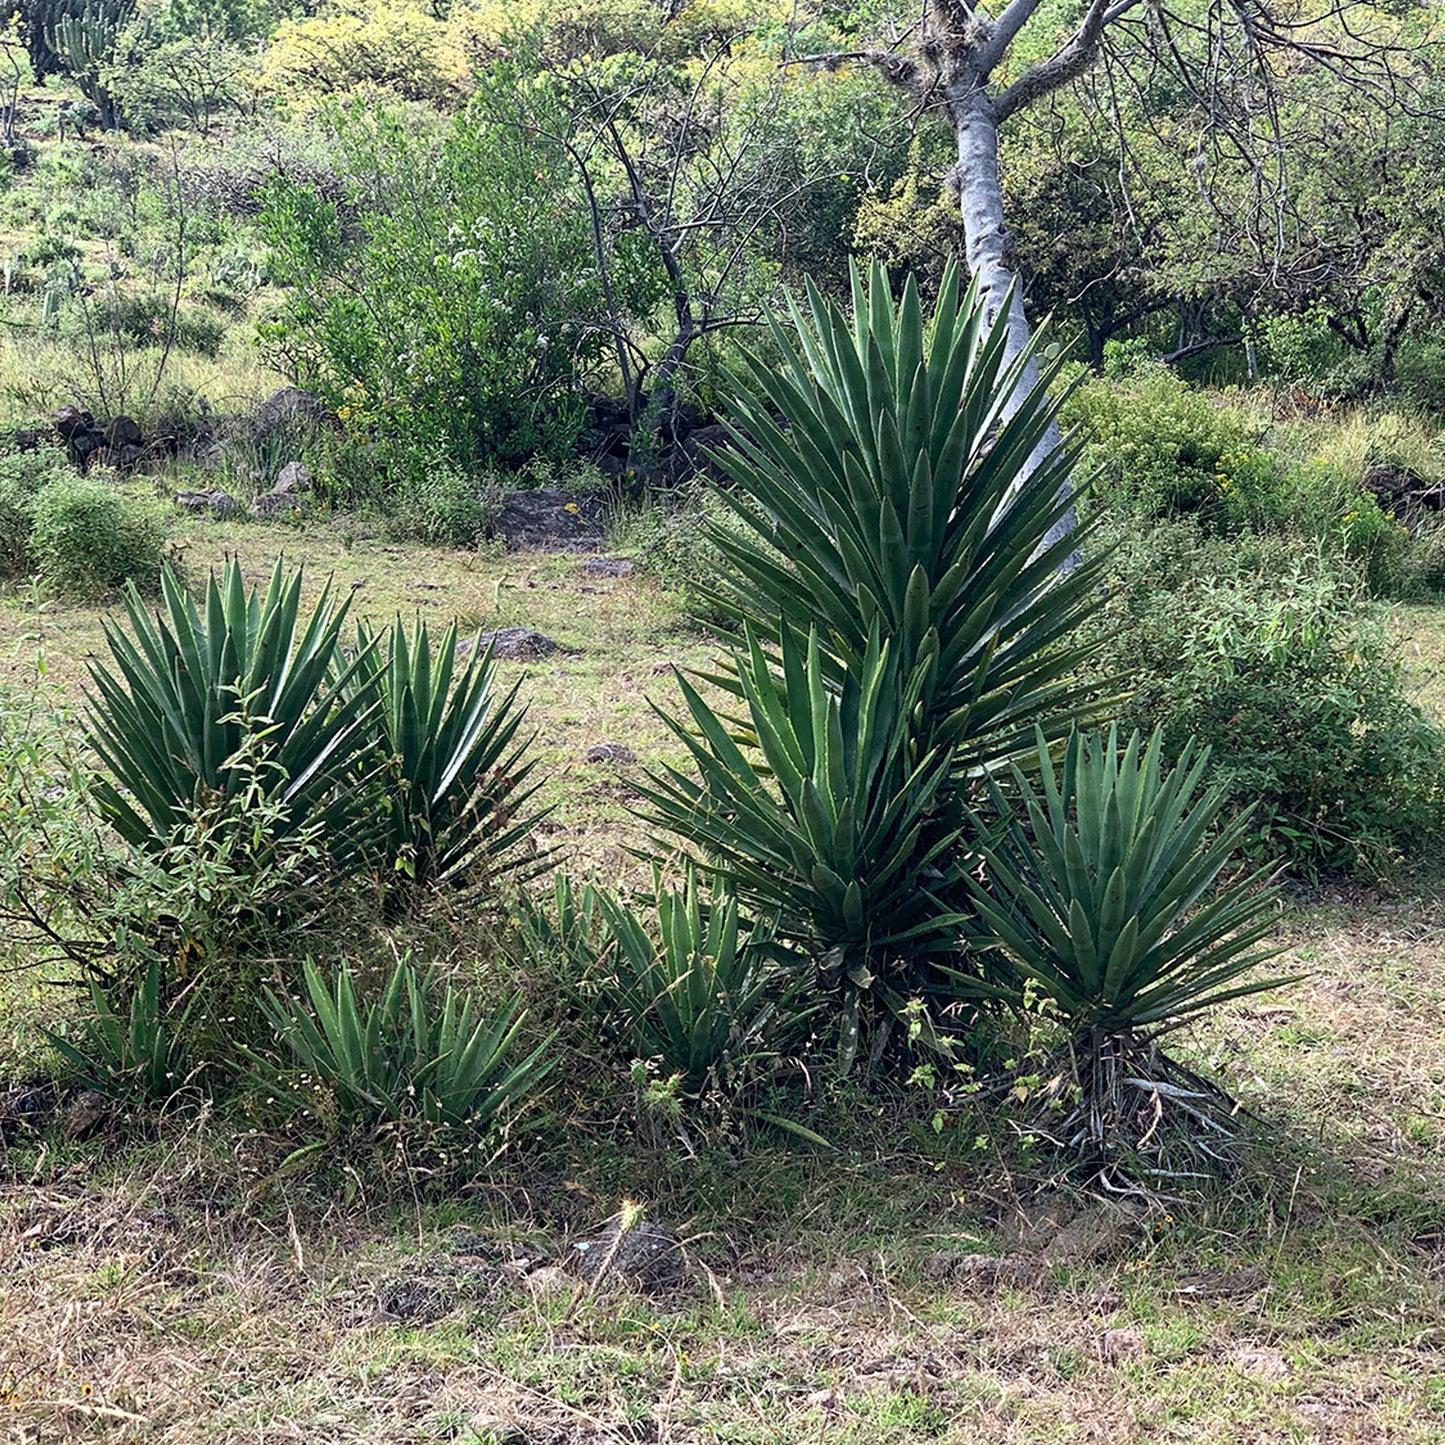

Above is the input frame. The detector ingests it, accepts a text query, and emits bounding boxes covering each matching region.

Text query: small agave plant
[86,559,379,856]
[349,617,548,895]
[965,725,1294,1184]
[256,954,554,1132]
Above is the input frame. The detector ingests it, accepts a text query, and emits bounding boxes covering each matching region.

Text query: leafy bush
[258,68,605,473]
[1066,375,1421,591]
[1397,339,1445,416]
[73,293,227,356]
[0,449,73,579]
[618,486,754,626]
[255,955,553,1132]
[390,451,500,546]
[28,475,165,597]
[255,7,467,107]
[966,726,1289,1175]
[1063,368,1270,522]
[1083,517,1445,876]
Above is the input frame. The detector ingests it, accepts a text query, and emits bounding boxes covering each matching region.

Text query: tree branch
[975,0,1046,76]
[994,0,1144,122]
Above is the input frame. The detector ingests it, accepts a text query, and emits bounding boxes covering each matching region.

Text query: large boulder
[53,404,94,441]
[1363,462,1445,513]
[254,387,329,437]
[104,415,143,448]
[175,488,240,518]
[473,627,557,661]
[488,488,607,551]
[271,460,312,495]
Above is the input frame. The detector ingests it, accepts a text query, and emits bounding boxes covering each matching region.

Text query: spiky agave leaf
[257,955,554,1132]
[965,725,1291,1035]
[350,617,550,891]
[637,624,971,1042]
[590,869,781,1092]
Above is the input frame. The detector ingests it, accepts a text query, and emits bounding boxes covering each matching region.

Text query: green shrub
[618,487,751,626]
[23,234,82,267]
[0,448,73,579]
[1083,517,1445,877]
[391,452,499,546]
[1396,339,1445,416]
[255,955,554,1133]
[28,475,165,597]
[74,294,228,357]
[258,73,606,474]
[0,480,32,580]
[1063,369,1270,523]
[1067,375,1421,592]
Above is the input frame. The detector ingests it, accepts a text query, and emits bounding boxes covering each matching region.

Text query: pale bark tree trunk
[952,82,1076,549]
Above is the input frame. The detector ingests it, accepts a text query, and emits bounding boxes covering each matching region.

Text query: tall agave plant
[642,262,1105,1062]
[701,259,1104,775]
[86,559,379,854]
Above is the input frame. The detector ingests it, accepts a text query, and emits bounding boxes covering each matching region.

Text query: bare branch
[975,0,1047,76]
[994,0,1145,121]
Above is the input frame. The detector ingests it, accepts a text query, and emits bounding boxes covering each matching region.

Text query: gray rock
[272,460,312,495]
[254,386,329,437]
[573,1217,683,1288]
[375,1275,456,1325]
[490,488,608,551]
[53,404,94,440]
[104,414,142,448]
[0,1082,54,1135]
[476,627,557,661]
[578,556,633,578]
[175,488,239,517]
[250,491,296,520]
[584,742,637,765]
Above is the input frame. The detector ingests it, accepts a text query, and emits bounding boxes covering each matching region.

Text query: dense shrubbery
[1082,517,1445,876]
[1,276,1302,1192]
[24,471,167,597]
[258,78,606,474]
[1063,368,1438,597]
